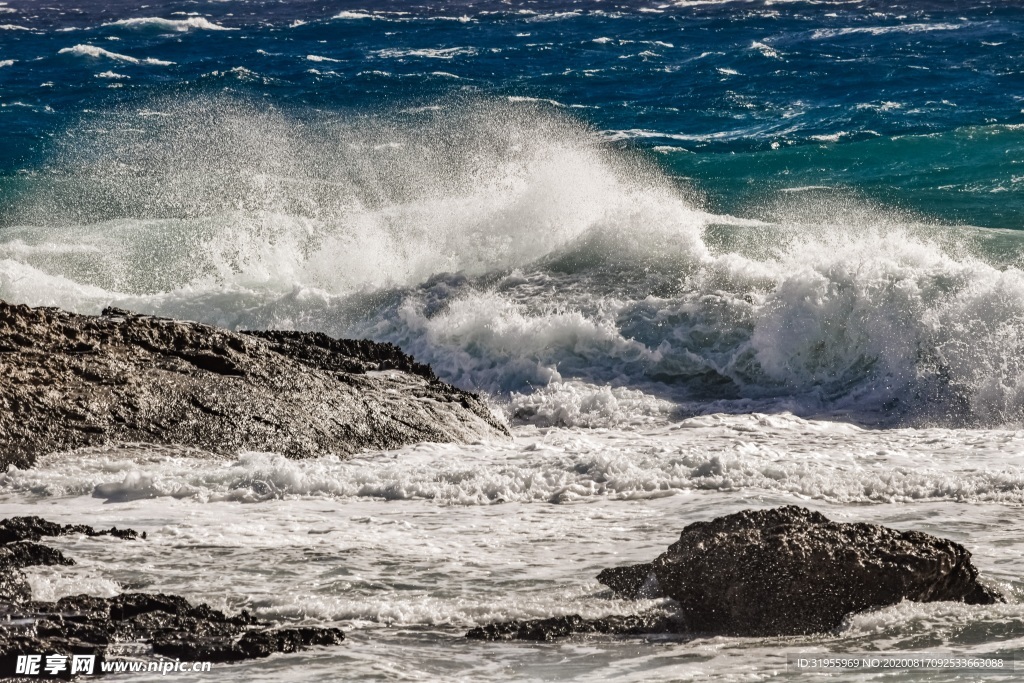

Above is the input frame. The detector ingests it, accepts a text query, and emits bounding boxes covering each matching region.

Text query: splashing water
[3,96,1024,426]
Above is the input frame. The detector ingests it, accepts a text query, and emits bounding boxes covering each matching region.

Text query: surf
[3,96,1024,426]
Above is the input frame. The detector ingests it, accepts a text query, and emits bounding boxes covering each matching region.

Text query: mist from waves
[2,95,1024,427]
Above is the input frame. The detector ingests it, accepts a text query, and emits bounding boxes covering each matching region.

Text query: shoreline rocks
[0,516,344,673]
[470,506,1003,641]
[0,301,509,470]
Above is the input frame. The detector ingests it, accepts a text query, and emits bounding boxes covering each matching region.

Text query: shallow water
[3,418,1024,680]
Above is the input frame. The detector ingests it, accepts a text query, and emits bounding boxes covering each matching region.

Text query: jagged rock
[0,517,133,604]
[0,301,509,469]
[152,627,346,662]
[0,515,142,544]
[0,542,74,571]
[0,517,345,674]
[466,611,676,642]
[595,563,660,600]
[597,506,1003,637]
[470,507,1004,642]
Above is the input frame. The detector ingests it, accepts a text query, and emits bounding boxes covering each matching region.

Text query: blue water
[2,0,1023,224]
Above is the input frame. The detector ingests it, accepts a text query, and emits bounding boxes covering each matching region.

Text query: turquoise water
[1,0,1023,227]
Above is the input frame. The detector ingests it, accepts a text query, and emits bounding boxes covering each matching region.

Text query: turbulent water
[2,0,1024,680]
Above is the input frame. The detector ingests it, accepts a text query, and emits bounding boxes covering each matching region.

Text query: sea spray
[4,97,1024,425]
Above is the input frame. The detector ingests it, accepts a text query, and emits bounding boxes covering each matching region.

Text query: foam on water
[3,97,1024,427]
[103,17,235,32]
[56,44,174,65]
[3,415,1024,507]
[24,567,122,601]
[2,485,1021,683]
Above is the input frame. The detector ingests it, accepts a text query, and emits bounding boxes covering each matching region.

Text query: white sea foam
[0,482,1015,682]
[3,415,1024,506]
[332,11,376,20]
[24,567,122,601]
[375,47,477,59]
[812,23,964,40]
[57,44,174,66]
[750,40,780,58]
[507,96,565,107]
[4,98,1024,425]
[104,17,234,31]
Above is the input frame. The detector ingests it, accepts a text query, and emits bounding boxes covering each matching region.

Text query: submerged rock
[597,506,1003,637]
[470,506,1003,642]
[0,516,344,672]
[0,301,509,469]
[466,611,676,642]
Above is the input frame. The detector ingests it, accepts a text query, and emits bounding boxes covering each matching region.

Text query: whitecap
[104,17,235,31]
[812,23,964,39]
[57,44,174,66]
[375,47,477,60]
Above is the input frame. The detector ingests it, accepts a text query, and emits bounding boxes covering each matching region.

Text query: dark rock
[598,506,1003,637]
[0,518,129,603]
[466,611,676,642]
[152,627,346,662]
[0,570,32,603]
[471,507,1004,643]
[0,542,74,571]
[0,517,345,673]
[0,516,142,544]
[0,301,509,470]
[596,563,659,599]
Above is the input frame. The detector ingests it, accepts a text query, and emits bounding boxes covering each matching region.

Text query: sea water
[1,0,1024,680]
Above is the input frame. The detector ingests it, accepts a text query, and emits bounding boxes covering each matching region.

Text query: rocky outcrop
[466,611,676,642]
[0,516,344,674]
[599,506,1001,637]
[470,506,1003,641]
[0,301,509,469]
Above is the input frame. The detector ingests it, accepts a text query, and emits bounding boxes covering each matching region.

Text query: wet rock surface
[607,506,1003,637]
[470,506,1003,641]
[0,516,141,545]
[0,301,509,470]
[466,612,677,642]
[0,516,345,674]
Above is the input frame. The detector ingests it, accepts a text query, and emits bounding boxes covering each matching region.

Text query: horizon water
[2,0,1024,680]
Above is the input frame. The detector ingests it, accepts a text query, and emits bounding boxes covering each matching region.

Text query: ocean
[1,0,1024,679]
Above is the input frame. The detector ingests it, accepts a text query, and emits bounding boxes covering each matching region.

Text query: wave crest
[4,97,1024,425]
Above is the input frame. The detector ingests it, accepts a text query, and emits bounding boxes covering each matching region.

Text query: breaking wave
[3,96,1024,426]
